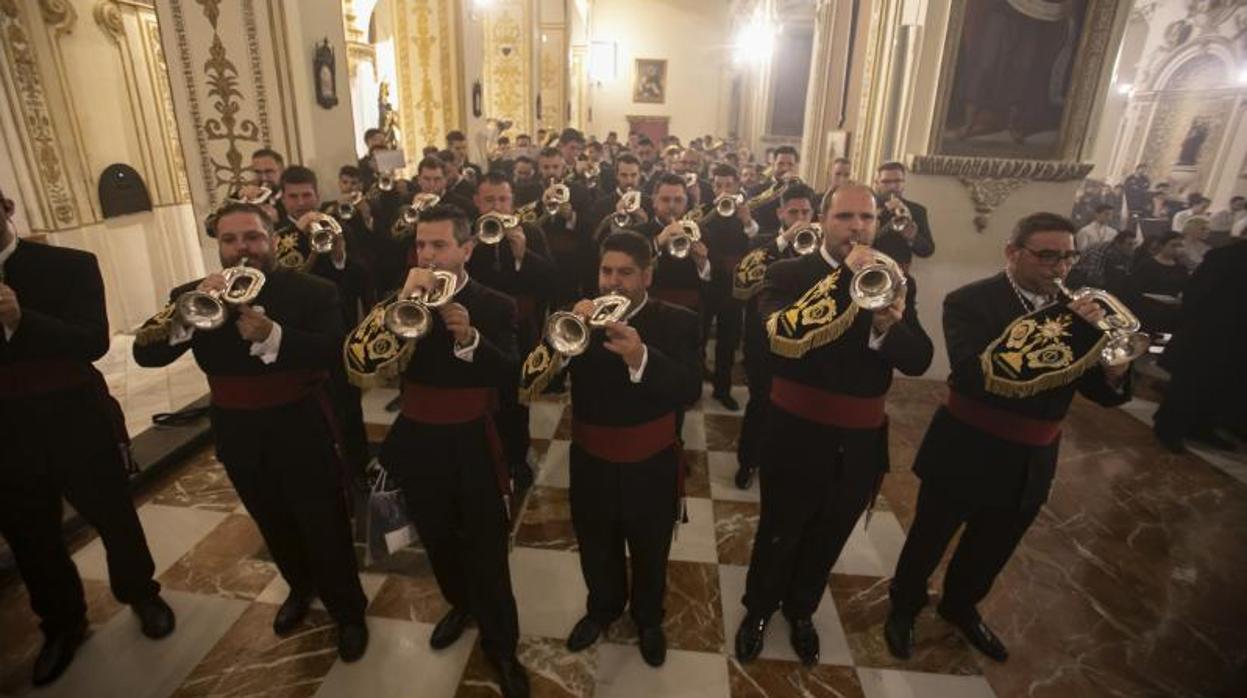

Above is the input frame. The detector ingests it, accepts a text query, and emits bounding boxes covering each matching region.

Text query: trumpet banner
[980,305,1107,398]
[518,341,560,406]
[766,267,860,359]
[733,246,777,300]
[344,295,416,389]
[134,301,179,347]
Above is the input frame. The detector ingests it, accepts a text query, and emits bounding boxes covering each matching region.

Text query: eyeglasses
[1022,248,1080,264]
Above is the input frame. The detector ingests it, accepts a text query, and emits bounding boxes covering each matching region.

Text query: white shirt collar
[0,234,17,269]
[819,244,841,269]
[624,292,649,321]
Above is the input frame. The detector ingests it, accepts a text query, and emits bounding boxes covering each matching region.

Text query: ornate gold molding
[93,0,125,41]
[37,0,76,34]
[393,0,462,158]
[0,0,79,229]
[144,17,190,203]
[910,155,1093,182]
[958,177,1029,233]
[538,24,566,130]
[482,0,532,134]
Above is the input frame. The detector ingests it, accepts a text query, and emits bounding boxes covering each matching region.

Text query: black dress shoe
[32,621,87,687]
[938,605,1008,662]
[714,392,741,411]
[488,654,531,698]
[273,590,315,636]
[638,625,667,667]
[565,615,604,652]
[734,613,768,663]
[788,616,819,666]
[337,622,369,662]
[883,609,915,660]
[132,595,176,639]
[429,607,472,650]
[733,463,755,490]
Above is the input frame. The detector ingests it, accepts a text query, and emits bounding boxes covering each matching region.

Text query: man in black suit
[357,127,387,191]
[632,174,711,314]
[415,155,478,221]
[873,161,935,264]
[134,202,368,662]
[736,184,933,666]
[587,154,653,234]
[511,155,542,209]
[700,163,757,411]
[351,204,529,698]
[0,191,174,687]
[520,231,701,668]
[469,172,558,491]
[732,183,817,488]
[884,212,1132,663]
[748,145,801,236]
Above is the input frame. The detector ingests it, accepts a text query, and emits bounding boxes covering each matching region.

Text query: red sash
[401,382,512,518]
[770,376,887,429]
[945,390,1061,447]
[0,358,96,398]
[572,413,678,464]
[208,370,328,409]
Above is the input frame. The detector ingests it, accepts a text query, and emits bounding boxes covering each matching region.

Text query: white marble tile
[536,440,571,489]
[668,498,718,564]
[361,387,400,427]
[594,642,729,698]
[529,400,565,440]
[698,383,749,416]
[707,451,760,503]
[256,572,389,610]
[73,504,227,581]
[681,412,707,451]
[831,515,890,577]
[314,616,473,698]
[716,564,853,666]
[857,667,997,698]
[510,547,588,641]
[31,591,248,698]
[862,510,906,576]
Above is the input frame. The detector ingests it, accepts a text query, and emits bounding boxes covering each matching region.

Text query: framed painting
[929,0,1122,161]
[633,58,667,104]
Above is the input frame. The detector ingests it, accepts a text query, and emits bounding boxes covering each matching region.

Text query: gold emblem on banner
[981,309,1107,398]
[344,295,415,388]
[732,247,772,300]
[767,268,860,359]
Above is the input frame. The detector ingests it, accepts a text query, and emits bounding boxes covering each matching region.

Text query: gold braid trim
[733,246,773,301]
[980,313,1110,399]
[765,268,859,359]
[134,301,179,347]
[343,294,415,389]
[518,342,559,406]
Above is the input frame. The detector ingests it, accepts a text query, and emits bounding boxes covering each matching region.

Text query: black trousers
[328,365,370,478]
[384,417,519,657]
[702,290,743,395]
[888,483,1040,618]
[219,414,366,626]
[743,409,880,619]
[569,443,678,629]
[737,349,771,470]
[0,397,158,636]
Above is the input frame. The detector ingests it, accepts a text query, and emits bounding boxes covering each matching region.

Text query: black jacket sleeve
[471,296,520,384]
[8,251,110,363]
[908,201,935,258]
[132,282,199,368]
[277,279,345,370]
[637,306,703,406]
[877,277,934,376]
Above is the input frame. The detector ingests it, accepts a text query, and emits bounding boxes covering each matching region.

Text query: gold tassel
[981,334,1108,398]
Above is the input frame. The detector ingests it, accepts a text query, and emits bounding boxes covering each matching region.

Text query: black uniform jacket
[1,241,119,457]
[913,272,1131,510]
[759,251,933,468]
[874,197,934,262]
[278,218,376,327]
[700,209,751,297]
[634,220,706,298]
[133,269,345,470]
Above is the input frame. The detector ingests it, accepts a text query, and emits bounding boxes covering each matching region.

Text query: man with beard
[735,185,932,665]
[520,231,701,668]
[134,202,368,661]
[632,174,711,314]
[873,161,935,266]
[511,155,542,209]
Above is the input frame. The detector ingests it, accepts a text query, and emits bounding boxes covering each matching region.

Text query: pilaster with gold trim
[481,0,533,135]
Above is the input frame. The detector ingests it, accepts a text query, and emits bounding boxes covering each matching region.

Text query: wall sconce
[589,41,617,83]
[314,38,338,109]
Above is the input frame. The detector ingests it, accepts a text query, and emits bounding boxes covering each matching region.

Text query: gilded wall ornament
[93,1,125,41]
[958,177,1029,233]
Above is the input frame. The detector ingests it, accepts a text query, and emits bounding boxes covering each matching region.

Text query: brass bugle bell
[545,293,632,357]
[337,191,363,220]
[542,183,571,216]
[849,247,906,311]
[176,258,267,331]
[714,193,744,218]
[476,212,520,245]
[682,172,699,189]
[384,269,459,340]
[667,219,701,259]
[1052,278,1150,366]
[791,223,822,256]
[378,172,396,192]
[611,190,642,227]
[308,212,343,254]
[886,194,911,232]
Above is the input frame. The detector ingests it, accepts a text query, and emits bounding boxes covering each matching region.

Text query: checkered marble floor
[3,377,1244,697]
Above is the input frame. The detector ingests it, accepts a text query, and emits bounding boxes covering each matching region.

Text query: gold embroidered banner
[482,0,532,135]
[393,0,462,158]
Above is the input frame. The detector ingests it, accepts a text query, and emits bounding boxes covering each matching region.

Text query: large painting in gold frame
[928,0,1123,161]
[633,58,667,104]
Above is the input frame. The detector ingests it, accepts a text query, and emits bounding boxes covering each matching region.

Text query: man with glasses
[884,212,1133,664]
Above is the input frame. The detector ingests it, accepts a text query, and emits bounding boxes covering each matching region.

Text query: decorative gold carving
[958,177,1029,233]
[393,0,462,159]
[538,25,565,129]
[37,0,76,34]
[910,155,1093,182]
[93,0,124,41]
[195,0,220,28]
[203,34,262,191]
[482,0,532,134]
[241,0,271,145]
[145,17,191,203]
[0,0,78,228]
